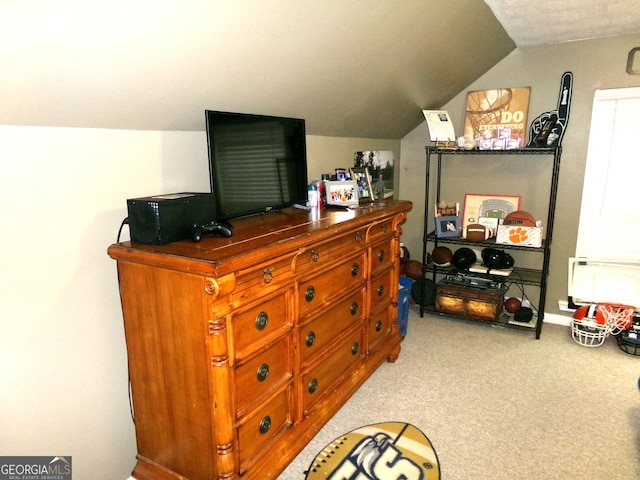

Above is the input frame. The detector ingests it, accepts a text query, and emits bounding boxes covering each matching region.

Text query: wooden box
[435,282,505,322]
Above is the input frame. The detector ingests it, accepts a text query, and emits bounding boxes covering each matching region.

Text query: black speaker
[127,193,216,245]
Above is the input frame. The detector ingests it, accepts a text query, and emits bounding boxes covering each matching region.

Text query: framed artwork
[325,180,359,207]
[462,194,521,232]
[435,215,460,238]
[463,87,531,150]
[350,168,374,200]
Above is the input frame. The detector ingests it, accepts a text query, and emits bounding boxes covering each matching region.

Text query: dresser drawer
[237,386,292,470]
[231,255,294,306]
[369,238,395,278]
[231,291,291,360]
[366,219,394,242]
[301,327,365,415]
[298,253,366,317]
[293,229,366,274]
[370,267,395,311]
[234,337,292,415]
[368,303,393,351]
[299,289,365,366]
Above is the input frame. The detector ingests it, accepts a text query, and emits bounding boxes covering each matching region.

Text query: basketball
[503,210,537,227]
[504,297,522,313]
[431,246,453,266]
[404,260,424,280]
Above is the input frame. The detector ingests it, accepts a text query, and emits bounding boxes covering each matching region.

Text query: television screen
[205,110,308,221]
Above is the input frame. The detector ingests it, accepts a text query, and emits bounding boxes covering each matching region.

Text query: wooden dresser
[108,200,411,480]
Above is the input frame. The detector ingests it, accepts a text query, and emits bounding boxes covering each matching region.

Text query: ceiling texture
[1,1,639,138]
[485,0,640,47]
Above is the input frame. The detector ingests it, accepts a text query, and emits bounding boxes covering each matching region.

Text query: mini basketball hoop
[597,303,636,335]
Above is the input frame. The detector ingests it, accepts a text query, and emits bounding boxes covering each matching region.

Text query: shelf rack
[420,147,562,339]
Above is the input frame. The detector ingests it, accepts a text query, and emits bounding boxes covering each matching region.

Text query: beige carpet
[279,306,640,479]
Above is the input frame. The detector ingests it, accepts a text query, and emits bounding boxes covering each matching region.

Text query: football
[305,422,440,480]
[465,224,491,242]
[431,246,453,266]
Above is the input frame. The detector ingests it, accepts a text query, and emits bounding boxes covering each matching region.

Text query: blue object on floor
[398,276,414,336]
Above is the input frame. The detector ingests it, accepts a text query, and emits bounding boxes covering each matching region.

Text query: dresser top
[108,200,412,276]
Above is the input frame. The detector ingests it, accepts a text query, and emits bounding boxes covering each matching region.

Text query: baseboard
[543,312,571,327]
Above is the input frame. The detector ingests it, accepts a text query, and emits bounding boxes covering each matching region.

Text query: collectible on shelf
[526,72,573,148]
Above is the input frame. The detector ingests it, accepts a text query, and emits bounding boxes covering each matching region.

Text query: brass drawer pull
[310,249,319,262]
[351,263,359,277]
[351,342,360,355]
[263,268,273,284]
[375,320,383,332]
[305,331,316,347]
[350,302,359,316]
[259,416,271,434]
[256,363,270,382]
[378,250,385,262]
[305,286,316,302]
[355,231,362,243]
[308,378,318,394]
[255,311,269,330]
[377,285,384,297]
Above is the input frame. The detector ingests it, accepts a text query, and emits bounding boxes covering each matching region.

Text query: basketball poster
[463,87,531,150]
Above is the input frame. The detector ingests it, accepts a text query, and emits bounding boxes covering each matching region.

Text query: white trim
[544,312,571,327]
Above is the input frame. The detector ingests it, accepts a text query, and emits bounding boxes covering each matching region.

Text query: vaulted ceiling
[1,1,638,138]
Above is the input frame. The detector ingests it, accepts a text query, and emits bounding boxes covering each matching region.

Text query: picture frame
[350,168,374,200]
[325,180,359,207]
[435,215,460,238]
[463,87,531,150]
[462,194,521,232]
[354,150,394,200]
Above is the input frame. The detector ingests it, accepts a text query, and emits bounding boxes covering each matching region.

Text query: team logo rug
[304,421,440,480]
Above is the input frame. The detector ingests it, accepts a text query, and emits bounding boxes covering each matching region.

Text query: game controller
[191,220,233,241]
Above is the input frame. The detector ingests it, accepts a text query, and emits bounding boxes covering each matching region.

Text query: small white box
[496,225,543,248]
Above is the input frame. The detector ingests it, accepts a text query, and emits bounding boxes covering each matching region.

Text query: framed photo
[325,180,359,207]
[350,168,374,200]
[435,215,460,238]
[462,194,521,232]
[354,150,394,200]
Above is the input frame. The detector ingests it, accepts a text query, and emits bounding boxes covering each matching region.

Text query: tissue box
[496,225,543,248]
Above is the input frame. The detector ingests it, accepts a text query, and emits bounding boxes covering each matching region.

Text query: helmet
[481,248,514,270]
[616,318,640,356]
[452,247,476,270]
[573,304,605,325]
[571,304,608,347]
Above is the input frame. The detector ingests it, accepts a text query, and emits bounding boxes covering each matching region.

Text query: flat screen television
[205,110,309,221]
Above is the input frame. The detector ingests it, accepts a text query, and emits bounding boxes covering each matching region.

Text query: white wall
[0,125,398,479]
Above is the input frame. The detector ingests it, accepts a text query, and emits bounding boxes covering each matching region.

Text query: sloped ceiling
[0,0,514,138]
